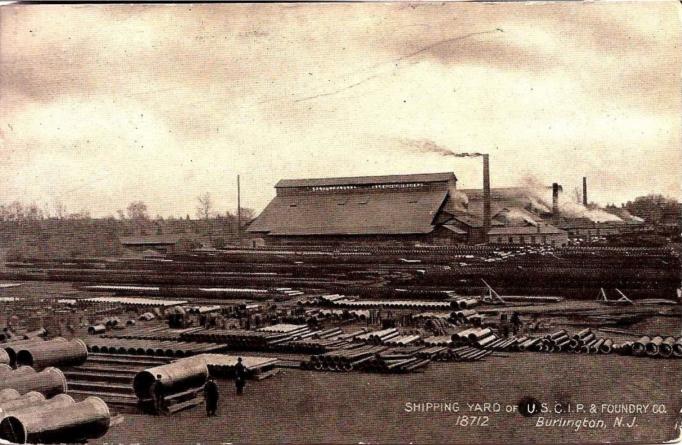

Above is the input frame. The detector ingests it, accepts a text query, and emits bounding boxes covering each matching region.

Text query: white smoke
[519,174,623,223]
[400,139,484,158]
[497,208,538,226]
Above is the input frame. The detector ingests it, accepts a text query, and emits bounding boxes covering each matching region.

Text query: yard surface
[95,353,681,444]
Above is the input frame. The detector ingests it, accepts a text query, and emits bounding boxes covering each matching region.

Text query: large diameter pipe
[658,337,676,358]
[0,392,45,416]
[646,336,664,357]
[0,396,110,444]
[0,394,74,421]
[0,390,20,403]
[0,350,8,367]
[133,357,208,399]
[632,336,650,356]
[16,339,88,369]
[599,339,614,354]
[673,339,682,358]
[3,338,52,367]
[0,367,67,398]
[468,328,493,342]
[0,365,12,377]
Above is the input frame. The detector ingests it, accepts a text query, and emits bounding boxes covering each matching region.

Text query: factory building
[247,172,484,246]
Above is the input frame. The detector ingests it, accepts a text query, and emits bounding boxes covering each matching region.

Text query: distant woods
[0,198,256,261]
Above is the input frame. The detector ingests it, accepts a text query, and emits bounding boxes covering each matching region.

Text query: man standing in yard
[150,374,165,415]
[511,312,522,335]
[204,376,219,417]
[235,357,246,396]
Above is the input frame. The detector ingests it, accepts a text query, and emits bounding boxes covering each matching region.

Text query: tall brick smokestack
[582,176,588,207]
[483,154,490,241]
[552,182,560,225]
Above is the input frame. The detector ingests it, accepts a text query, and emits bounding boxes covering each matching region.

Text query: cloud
[0,2,679,217]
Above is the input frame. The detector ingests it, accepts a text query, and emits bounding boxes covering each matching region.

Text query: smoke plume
[400,139,484,158]
[519,174,622,223]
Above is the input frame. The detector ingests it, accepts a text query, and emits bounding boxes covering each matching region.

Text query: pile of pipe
[526,329,618,354]
[182,325,312,350]
[307,308,370,322]
[0,392,110,444]
[448,345,493,361]
[355,328,401,345]
[422,318,455,336]
[102,325,203,341]
[630,336,682,358]
[422,335,453,347]
[449,298,480,310]
[185,305,222,315]
[449,310,480,325]
[358,349,430,373]
[451,328,498,348]
[480,336,530,352]
[305,345,388,372]
[2,338,48,367]
[275,328,358,354]
[14,338,88,370]
[86,337,227,357]
[193,354,279,377]
[329,298,452,311]
[0,366,67,398]
[383,335,422,346]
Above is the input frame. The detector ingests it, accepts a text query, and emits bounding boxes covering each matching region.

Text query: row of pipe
[2,337,87,369]
[630,336,682,358]
[87,338,226,358]
[0,366,67,398]
[0,396,110,444]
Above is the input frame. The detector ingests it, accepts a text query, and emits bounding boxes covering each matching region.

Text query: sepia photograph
[0,1,680,444]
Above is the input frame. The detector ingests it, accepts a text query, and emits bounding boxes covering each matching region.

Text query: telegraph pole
[237,175,242,246]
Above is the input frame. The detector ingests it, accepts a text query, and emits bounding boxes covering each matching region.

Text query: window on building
[542,236,547,244]
[530,236,536,244]
[509,236,513,243]
[520,236,525,244]
[496,237,502,243]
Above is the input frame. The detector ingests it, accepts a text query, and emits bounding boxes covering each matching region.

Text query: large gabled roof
[275,172,456,188]
[247,188,448,236]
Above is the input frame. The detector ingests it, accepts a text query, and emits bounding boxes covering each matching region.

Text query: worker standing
[204,376,219,417]
[150,374,165,415]
[235,357,246,396]
[499,314,510,338]
[511,312,522,335]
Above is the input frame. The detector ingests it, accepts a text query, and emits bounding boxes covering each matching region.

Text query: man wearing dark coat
[204,377,219,416]
[235,357,246,395]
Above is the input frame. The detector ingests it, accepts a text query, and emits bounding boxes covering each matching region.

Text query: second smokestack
[552,182,560,225]
[482,154,491,241]
[582,176,588,207]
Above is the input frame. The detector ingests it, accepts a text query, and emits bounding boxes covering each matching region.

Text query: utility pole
[237,174,242,246]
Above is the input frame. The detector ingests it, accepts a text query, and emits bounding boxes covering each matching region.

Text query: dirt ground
[94,353,681,445]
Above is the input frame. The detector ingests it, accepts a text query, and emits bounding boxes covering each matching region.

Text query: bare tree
[116,209,126,220]
[240,207,256,223]
[53,200,67,219]
[196,192,213,220]
[126,201,149,220]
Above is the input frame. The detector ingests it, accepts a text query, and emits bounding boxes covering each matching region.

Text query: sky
[1,2,680,217]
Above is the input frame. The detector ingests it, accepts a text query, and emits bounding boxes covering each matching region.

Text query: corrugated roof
[275,172,456,188]
[248,189,448,235]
